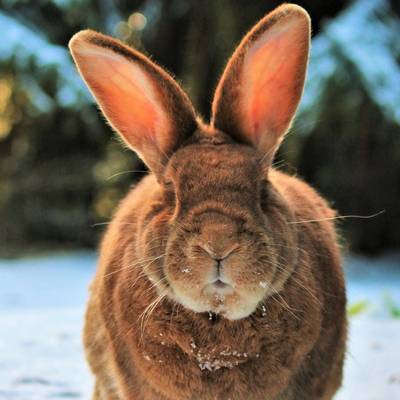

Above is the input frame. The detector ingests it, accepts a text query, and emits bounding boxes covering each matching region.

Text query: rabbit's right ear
[211,4,310,164]
[69,30,197,176]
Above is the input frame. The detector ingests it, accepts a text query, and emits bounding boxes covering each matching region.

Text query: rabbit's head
[69,4,310,320]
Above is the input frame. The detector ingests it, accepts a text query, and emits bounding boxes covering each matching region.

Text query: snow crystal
[261,305,267,316]
[194,347,253,372]
[196,352,239,372]
[198,359,239,371]
[214,293,225,302]
[259,281,268,289]
[181,267,191,273]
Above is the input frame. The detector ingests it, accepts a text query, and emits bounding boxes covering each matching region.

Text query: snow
[261,305,267,316]
[0,251,399,398]
[0,252,95,400]
[259,281,268,289]
[336,319,400,400]
[336,253,400,400]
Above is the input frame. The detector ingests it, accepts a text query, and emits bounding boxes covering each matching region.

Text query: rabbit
[69,3,346,400]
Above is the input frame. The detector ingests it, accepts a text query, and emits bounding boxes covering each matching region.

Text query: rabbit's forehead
[170,144,261,185]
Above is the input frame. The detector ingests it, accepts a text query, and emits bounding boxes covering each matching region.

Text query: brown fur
[70,4,346,400]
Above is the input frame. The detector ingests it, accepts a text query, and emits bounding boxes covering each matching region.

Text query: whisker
[92,221,136,227]
[143,277,168,295]
[129,269,149,290]
[106,169,148,180]
[266,243,309,255]
[272,264,321,305]
[139,292,168,343]
[288,210,385,225]
[268,285,301,320]
[103,254,165,278]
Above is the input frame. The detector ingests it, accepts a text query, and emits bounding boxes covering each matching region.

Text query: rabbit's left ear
[69,30,197,176]
[211,4,310,163]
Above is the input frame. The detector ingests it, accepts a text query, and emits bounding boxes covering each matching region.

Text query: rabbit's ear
[211,4,310,163]
[69,30,197,175]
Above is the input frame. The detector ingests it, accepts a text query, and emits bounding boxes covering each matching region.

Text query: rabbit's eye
[162,178,174,191]
[163,181,176,203]
[163,181,174,190]
[260,179,270,206]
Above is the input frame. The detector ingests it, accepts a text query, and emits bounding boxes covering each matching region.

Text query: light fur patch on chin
[170,290,210,314]
[221,296,261,320]
[210,298,260,320]
[170,286,264,320]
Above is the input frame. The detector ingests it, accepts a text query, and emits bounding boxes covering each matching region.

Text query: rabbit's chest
[137,339,266,399]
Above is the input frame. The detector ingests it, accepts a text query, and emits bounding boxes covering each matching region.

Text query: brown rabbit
[69,4,346,400]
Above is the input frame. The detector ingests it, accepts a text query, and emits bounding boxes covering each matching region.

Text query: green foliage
[347,300,370,317]
[383,291,400,318]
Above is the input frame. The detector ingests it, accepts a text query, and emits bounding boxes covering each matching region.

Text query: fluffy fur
[69,4,346,400]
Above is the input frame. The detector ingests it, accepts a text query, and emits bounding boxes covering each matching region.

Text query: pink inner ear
[241,18,308,147]
[72,43,170,154]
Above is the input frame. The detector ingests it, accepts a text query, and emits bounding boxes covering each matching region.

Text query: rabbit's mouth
[205,276,235,295]
[203,279,235,309]
[210,279,233,291]
[168,276,267,320]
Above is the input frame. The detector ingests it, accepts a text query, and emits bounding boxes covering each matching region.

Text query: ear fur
[211,4,311,163]
[69,30,197,175]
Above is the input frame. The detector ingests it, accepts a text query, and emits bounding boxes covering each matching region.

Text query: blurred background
[1,0,399,257]
[0,0,399,399]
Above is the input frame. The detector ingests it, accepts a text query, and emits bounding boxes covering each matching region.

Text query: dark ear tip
[68,29,99,52]
[68,29,98,51]
[271,3,311,26]
[248,3,311,44]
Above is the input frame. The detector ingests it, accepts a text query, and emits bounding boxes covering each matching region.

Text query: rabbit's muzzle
[194,219,240,297]
[164,211,282,320]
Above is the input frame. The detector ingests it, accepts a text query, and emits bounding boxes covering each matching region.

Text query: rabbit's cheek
[222,250,276,287]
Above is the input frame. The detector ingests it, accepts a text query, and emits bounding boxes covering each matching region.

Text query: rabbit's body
[69,4,347,399]
[84,168,346,400]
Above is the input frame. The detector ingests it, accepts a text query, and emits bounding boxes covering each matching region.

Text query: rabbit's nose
[199,243,238,263]
[195,214,239,264]
[198,241,237,290]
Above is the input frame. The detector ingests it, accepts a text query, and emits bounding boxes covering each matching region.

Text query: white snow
[259,281,268,289]
[261,305,267,316]
[0,252,95,400]
[0,251,399,398]
[335,253,400,400]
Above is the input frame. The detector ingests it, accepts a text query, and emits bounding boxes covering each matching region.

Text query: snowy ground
[0,252,399,399]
